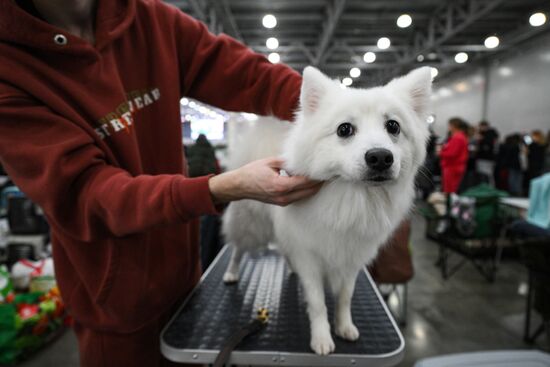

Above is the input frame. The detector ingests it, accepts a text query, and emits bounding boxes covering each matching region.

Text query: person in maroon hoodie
[438,118,469,193]
[0,0,321,365]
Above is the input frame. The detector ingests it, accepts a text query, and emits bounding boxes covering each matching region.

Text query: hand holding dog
[209,157,322,206]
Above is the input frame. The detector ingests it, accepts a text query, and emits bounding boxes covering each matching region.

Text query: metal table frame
[161,246,405,366]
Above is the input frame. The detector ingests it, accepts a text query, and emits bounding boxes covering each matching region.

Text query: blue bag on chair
[527,173,550,230]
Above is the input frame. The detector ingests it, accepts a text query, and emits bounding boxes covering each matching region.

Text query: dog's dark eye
[385,120,400,136]
[337,122,355,138]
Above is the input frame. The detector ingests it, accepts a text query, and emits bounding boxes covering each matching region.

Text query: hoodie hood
[0,0,135,54]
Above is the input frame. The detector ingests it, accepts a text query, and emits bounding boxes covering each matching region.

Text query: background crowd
[422,119,550,197]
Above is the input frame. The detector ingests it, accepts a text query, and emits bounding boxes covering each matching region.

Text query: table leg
[524,270,533,342]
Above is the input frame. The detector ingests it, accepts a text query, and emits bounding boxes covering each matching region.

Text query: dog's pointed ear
[386,67,432,118]
[301,66,333,116]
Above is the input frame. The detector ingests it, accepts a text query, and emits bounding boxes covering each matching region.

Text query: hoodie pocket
[95,241,120,305]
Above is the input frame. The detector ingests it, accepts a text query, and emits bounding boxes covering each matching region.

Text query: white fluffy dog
[222,66,432,355]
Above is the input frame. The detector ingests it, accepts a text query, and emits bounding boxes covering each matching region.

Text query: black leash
[212,308,269,367]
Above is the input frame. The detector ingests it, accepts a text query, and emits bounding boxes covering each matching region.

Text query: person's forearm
[208,171,242,204]
[207,158,322,207]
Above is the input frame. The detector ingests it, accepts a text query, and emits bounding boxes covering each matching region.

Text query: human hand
[208,157,322,206]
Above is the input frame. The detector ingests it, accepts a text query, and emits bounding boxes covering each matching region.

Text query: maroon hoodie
[0,0,301,332]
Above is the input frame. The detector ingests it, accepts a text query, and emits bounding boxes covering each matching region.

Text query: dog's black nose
[365,149,394,171]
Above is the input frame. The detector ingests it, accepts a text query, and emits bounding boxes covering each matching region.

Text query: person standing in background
[438,118,469,193]
[526,130,547,184]
[465,122,478,174]
[476,121,499,185]
[186,134,219,178]
[497,134,525,196]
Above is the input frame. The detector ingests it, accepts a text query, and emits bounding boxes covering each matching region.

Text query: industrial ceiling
[165,0,550,87]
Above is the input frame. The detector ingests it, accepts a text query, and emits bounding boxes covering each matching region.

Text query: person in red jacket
[439,118,469,193]
[0,0,321,365]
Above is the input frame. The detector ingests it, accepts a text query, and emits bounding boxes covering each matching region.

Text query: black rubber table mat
[161,246,404,366]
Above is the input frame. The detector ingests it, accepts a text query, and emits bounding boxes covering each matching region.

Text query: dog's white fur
[222,67,432,355]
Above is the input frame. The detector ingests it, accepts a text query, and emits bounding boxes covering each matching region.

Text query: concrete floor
[394,214,548,366]
[19,213,548,367]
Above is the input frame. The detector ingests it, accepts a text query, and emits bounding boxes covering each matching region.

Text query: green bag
[461,184,508,238]
[0,303,17,364]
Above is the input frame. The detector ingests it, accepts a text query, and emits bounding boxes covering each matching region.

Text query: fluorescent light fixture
[262,14,277,29]
[438,88,453,97]
[397,14,412,28]
[363,51,376,63]
[498,66,513,77]
[266,37,279,50]
[350,67,361,78]
[484,36,499,49]
[377,37,391,50]
[268,52,280,63]
[529,12,546,27]
[454,52,468,63]
[454,82,469,92]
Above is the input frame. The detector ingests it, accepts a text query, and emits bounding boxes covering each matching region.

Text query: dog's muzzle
[365,148,393,171]
[364,149,395,183]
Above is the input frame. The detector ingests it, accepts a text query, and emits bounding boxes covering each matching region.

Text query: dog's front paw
[310,331,335,355]
[335,322,360,341]
[223,272,239,284]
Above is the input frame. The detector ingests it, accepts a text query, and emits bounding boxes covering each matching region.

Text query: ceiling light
[268,52,280,63]
[498,66,513,77]
[529,12,546,27]
[427,115,435,124]
[266,37,279,50]
[417,54,425,62]
[350,67,361,78]
[363,51,376,63]
[438,88,453,97]
[454,52,468,63]
[377,37,391,50]
[180,98,189,106]
[262,14,277,29]
[472,75,484,85]
[430,67,438,79]
[397,14,412,28]
[454,82,469,93]
[427,52,437,60]
[342,77,353,86]
[484,36,499,49]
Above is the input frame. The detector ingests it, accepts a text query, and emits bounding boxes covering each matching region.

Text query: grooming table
[161,246,404,366]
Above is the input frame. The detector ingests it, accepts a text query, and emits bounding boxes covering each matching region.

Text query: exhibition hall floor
[20,214,548,367]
